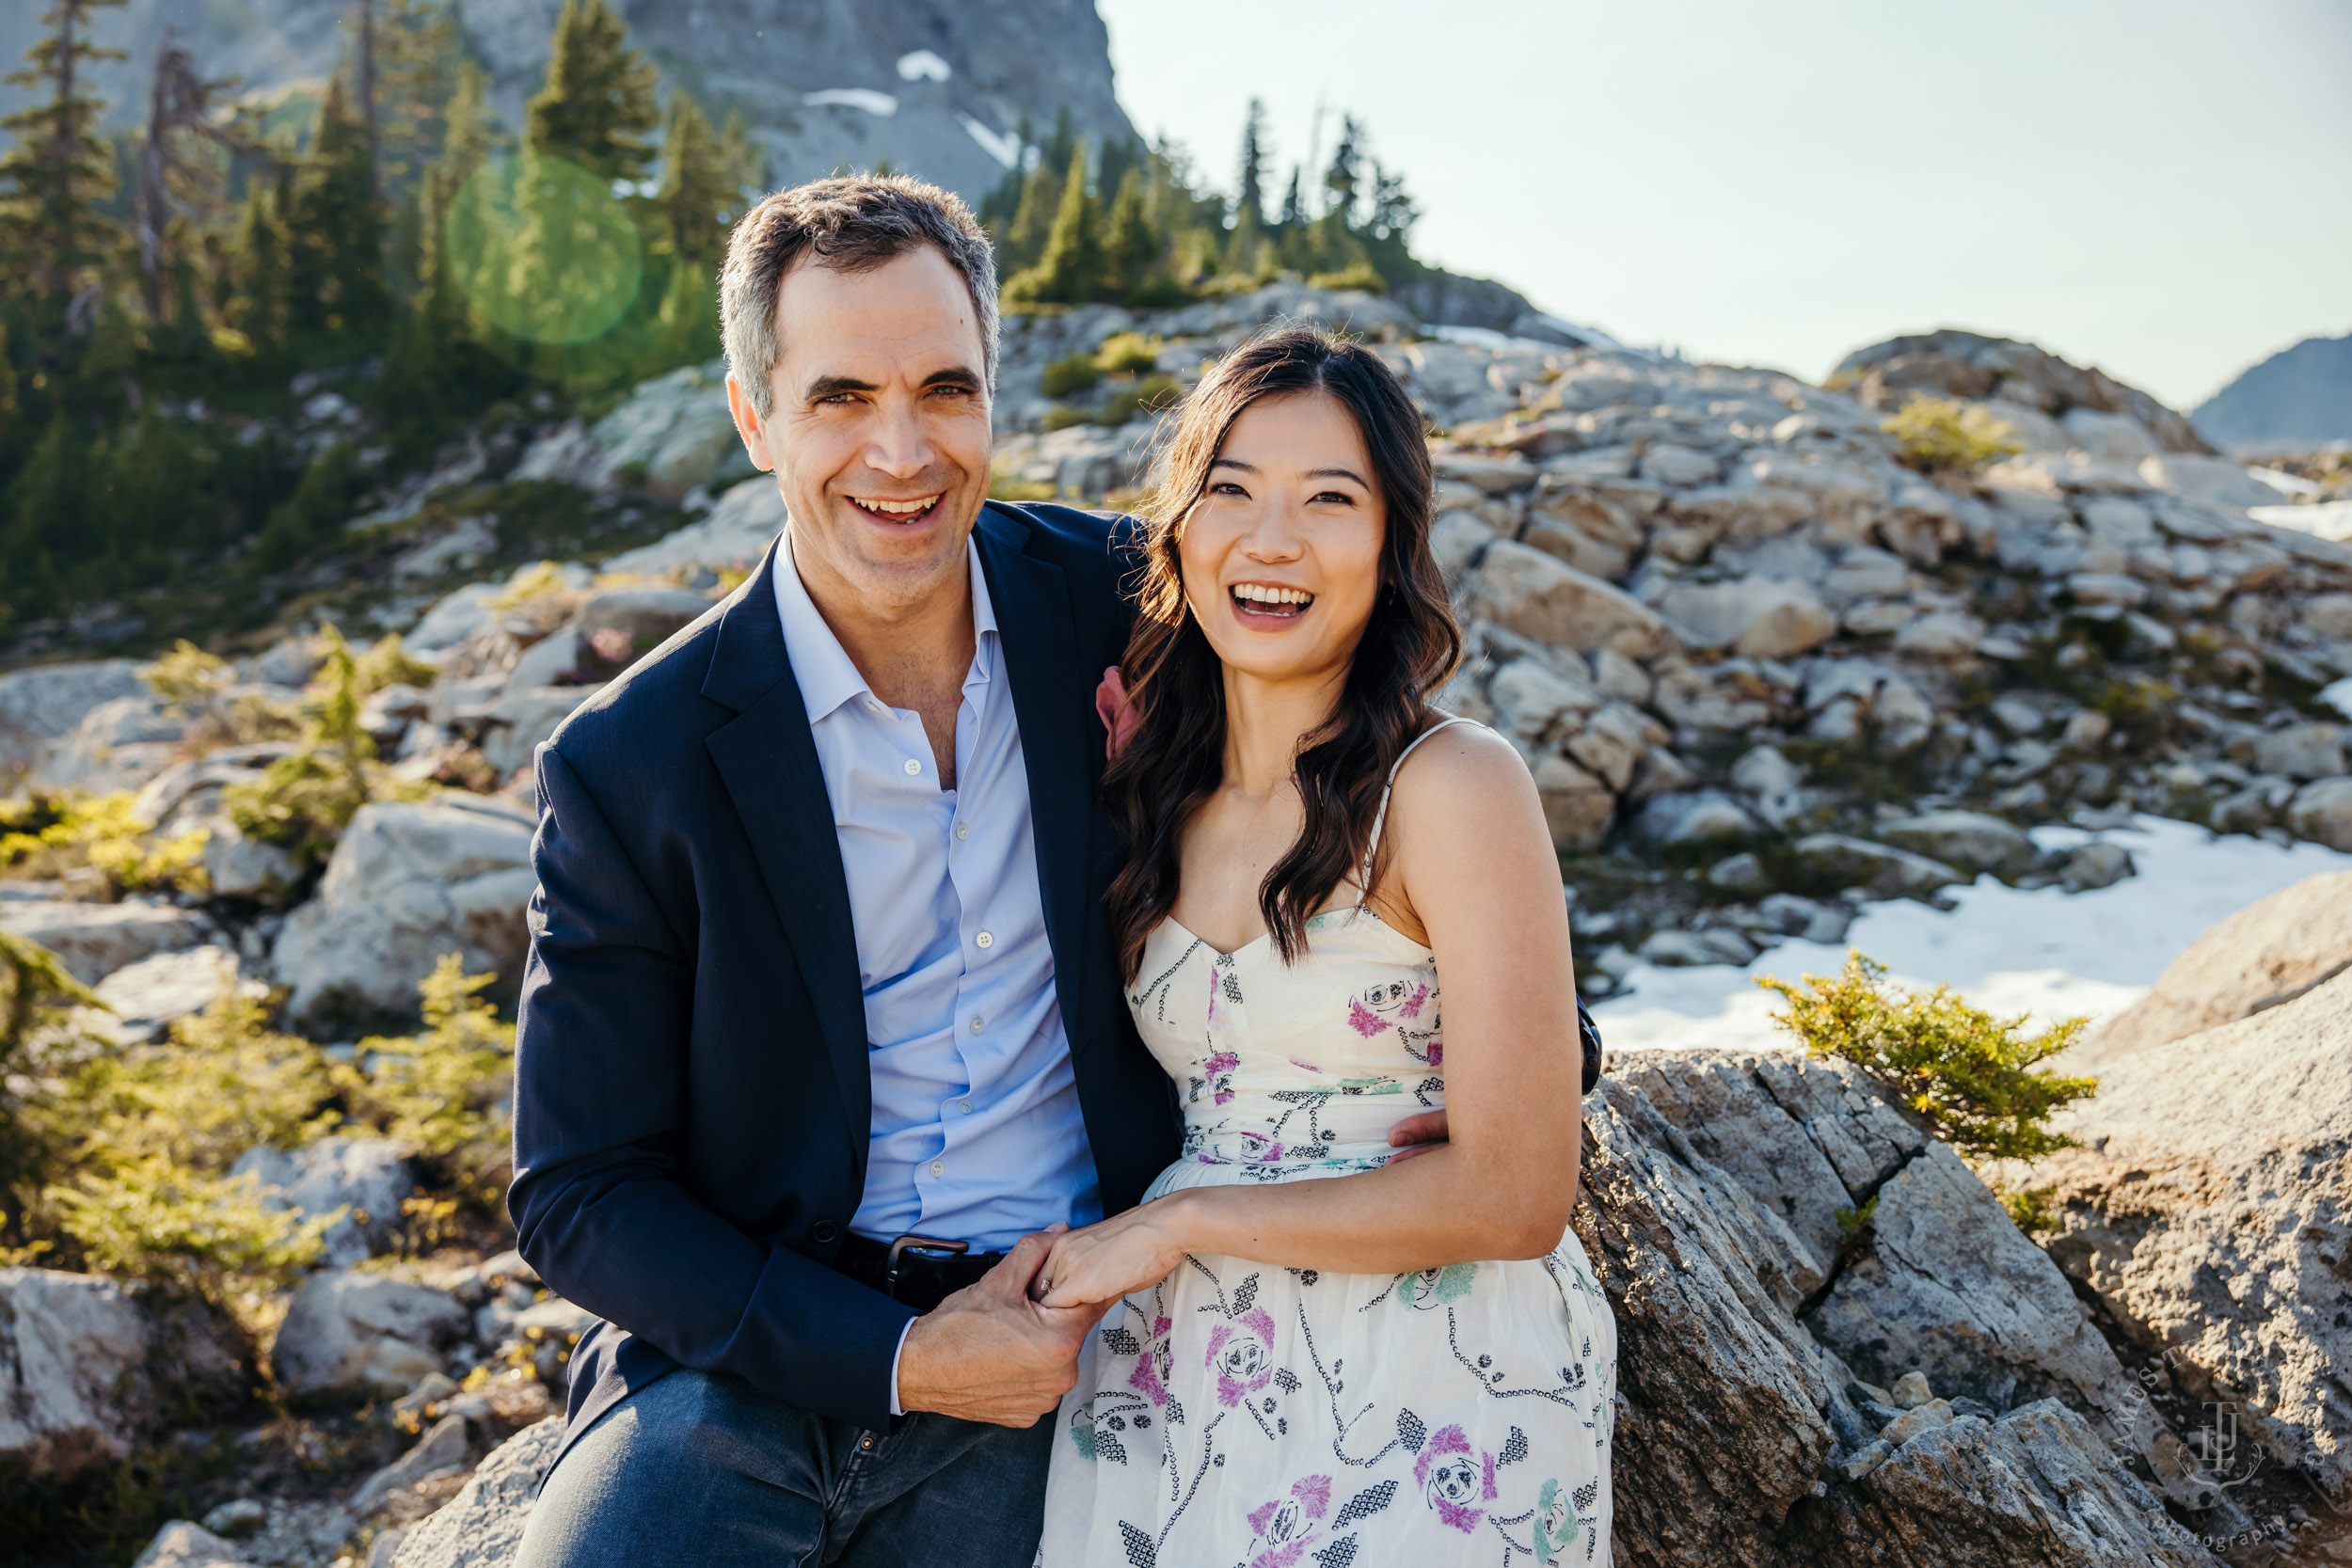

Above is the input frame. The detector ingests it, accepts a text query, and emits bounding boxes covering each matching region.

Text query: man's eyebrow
[803,373,877,402]
[925,366,985,391]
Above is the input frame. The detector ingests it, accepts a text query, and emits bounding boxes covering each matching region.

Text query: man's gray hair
[720,173,1000,417]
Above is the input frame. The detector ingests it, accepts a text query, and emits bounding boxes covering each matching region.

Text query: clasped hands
[893,1107,1446,1428]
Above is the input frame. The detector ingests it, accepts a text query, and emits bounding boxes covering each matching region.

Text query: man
[507,175,1444,1562]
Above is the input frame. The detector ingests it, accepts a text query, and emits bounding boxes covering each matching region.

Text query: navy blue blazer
[508,502,1182,1461]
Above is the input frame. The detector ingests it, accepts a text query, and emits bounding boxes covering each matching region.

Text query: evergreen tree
[714,107,761,221]
[374,0,462,195]
[1278,165,1303,230]
[284,74,389,347]
[0,413,78,614]
[1099,165,1153,303]
[225,167,293,359]
[1007,143,1099,305]
[133,40,233,320]
[656,89,729,268]
[977,110,1030,237]
[0,0,128,309]
[1322,114,1361,224]
[1233,97,1267,230]
[1040,107,1076,183]
[1001,148,1062,275]
[525,0,659,182]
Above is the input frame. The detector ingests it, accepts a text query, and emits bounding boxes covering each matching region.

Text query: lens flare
[445,152,644,345]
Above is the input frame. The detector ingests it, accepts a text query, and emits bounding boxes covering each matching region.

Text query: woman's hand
[1033,1199,1193,1308]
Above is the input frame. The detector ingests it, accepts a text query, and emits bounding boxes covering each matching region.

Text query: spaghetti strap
[1354,716,1479,909]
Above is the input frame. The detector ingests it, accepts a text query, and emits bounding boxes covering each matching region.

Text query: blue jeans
[514,1368,1055,1567]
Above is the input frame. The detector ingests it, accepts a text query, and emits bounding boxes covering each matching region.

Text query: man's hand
[1386,1107,1450,1163]
[895,1227,1111,1428]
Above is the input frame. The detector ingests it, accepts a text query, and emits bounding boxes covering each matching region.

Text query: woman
[1032,326,1615,1567]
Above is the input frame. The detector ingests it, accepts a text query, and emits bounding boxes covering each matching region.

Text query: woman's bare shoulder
[1388,720,1537,817]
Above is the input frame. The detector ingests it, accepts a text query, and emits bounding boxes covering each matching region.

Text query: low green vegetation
[221,626,433,872]
[0,929,516,1317]
[0,791,211,896]
[1883,395,2023,477]
[1760,954,2095,1241]
[1759,952,2096,1164]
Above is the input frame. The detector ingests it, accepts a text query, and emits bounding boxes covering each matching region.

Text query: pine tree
[656,90,729,268]
[977,110,1030,236]
[714,107,761,222]
[1322,115,1361,224]
[1100,165,1153,303]
[226,168,293,359]
[1001,150,1062,276]
[1008,143,1099,305]
[1233,98,1267,231]
[1278,166,1302,231]
[525,0,658,182]
[0,0,128,309]
[284,73,389,347]
[133,40,233,320]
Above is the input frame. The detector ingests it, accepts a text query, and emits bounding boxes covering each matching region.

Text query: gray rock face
[30,693,188,795]
[1657,577,1836,658]
[351,1413,475,1515]
[2287,777,2352,850]
[88,944,245,1043]
[270,794,538,1027]
[1788,834,1963,901]
[2030,971,2352,1506]
[229,1135,419,1268]
[130,1522,254,1568]
[0,658,147,786]
[272,1270,469,1399]
[1469,542,1667,657]
[0,896,203,985]
[389,1416,565,1568]
[0,1267,154,1480]
[1876,810,2037,877]
[597,476,784,578]
[1574,1066,2212,1566]
[2083,868,2352,1063]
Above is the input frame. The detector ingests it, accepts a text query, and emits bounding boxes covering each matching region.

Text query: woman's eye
[1311,489,1355,507]
[1209,481,1248,498]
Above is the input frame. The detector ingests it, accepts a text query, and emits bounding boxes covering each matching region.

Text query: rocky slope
[2195,333,2352,454]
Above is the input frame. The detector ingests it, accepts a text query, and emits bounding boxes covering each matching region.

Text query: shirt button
[902,758,921,776]
[970,1017,984,1034]
[976,930,993,949]
[929,1159,946,1179]
[954,822,970,841]
[958,1099,973,1115]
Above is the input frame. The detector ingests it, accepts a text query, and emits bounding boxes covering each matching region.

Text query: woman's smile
[1228,579,1317,626]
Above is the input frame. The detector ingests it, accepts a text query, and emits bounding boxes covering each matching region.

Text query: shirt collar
[772,528,996,723]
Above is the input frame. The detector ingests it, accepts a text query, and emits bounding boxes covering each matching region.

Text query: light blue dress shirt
[772,531,1103,1258]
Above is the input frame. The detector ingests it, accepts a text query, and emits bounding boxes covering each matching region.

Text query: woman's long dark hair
[1104,325,1462,984]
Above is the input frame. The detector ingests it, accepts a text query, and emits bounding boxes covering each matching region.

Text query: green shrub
[354,632,438,696]
[223,625,431,872]
[141,640,301,752]
[1758,952,2095,1164]
[0,791,211,897]
[1308,261,1387,294]
[342,955,516,1206]
[1041,350,1102,399]
[1883,395,2022,477]
[1041,404,1095,434]
[1100,374,1182,427]
[1092,332,1163,375]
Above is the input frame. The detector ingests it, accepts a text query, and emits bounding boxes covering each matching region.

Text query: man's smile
[849,493,945,524]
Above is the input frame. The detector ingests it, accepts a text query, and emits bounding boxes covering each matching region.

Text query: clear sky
[1097,0,2352,412]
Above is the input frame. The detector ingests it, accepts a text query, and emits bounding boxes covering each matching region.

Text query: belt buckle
[885,1233,969,1296]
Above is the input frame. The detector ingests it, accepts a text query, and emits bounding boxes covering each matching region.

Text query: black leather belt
[834,1232,1004,1314]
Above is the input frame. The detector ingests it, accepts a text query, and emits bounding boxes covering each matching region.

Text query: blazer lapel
[975,505,1093,1039]
[701,533,871,1152]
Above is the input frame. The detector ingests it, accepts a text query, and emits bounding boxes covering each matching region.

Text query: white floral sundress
[1037,720,1616,1568]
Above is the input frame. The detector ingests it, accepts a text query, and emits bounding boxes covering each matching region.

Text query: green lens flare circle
[446,152,644,345]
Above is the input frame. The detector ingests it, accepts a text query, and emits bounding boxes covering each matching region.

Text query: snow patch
[803,88,898,117]
[960,115,1022,169]
[896,50,951,83]
[2250,499,2352,543]
[1593,816,2352,1052]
